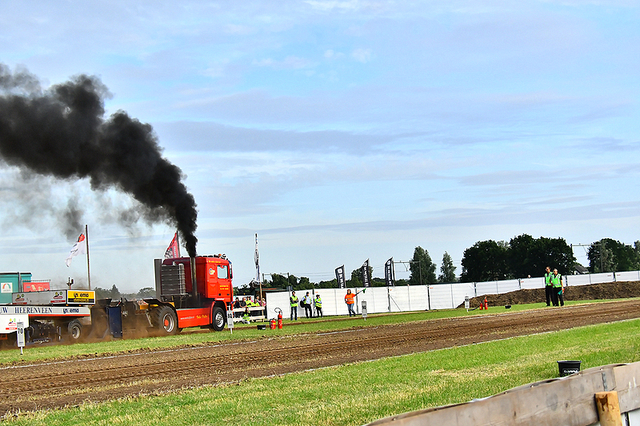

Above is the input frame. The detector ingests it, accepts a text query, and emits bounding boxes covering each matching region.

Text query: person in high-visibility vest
[551,268,564,307]
[242,307,251,324]
[544,266,553,307]
[344,289,356,316]
[290,291,299,321]
[314,294,323,318]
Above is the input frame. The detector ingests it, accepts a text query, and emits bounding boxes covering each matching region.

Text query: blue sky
[1,1,639,292]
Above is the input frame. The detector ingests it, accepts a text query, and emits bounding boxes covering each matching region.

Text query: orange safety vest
[345,293,355,305]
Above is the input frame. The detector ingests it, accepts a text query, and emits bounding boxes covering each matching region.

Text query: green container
[0,272,32,304]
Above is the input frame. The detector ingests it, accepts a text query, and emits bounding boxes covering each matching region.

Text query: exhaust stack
[190,257,198,302]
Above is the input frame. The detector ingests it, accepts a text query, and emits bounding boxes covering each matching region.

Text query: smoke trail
[0,64,198,256]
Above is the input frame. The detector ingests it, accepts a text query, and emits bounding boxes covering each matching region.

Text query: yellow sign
[67,290,95,304]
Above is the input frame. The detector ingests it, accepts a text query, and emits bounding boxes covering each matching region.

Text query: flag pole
[85,224,92,290]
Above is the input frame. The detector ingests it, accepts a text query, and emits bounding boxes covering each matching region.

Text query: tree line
[235,234,640,294]
[93,286,156,300]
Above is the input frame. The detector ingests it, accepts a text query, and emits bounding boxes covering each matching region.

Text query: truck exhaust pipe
[190,257,198,302]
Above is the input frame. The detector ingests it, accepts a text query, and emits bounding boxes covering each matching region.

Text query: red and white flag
[65,233,87,267]
[164,232,181,259]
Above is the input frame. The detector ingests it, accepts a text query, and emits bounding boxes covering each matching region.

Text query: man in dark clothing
[544,266,553,306]
[302,292,313,318]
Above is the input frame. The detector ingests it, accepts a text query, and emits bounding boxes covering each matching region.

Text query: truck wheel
[67,320,84,343]
[152,306,179,335]
[211,306,226,332]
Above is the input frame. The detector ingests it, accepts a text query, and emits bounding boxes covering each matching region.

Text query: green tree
[588,238,640,272]
[94,287,110,299]
[409,246,436,285]
[268,273,289,289]
[298,277,312,289]
[438,252,457,283]
[507,234,537,278]
[349,268,362,288]
[509,234,575,277]
[136,287,156,298]
[288,274,300,290]
[460,240,509,282]
[317,279,338,288]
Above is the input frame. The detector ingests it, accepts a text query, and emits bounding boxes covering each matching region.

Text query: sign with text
[335,265,346,288]
[385,258,395,286]
[361,259,371,288]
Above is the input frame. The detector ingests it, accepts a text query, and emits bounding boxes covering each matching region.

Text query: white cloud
[351,48,373,63]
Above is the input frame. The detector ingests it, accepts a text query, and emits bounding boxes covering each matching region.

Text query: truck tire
[211,306,226,332]
[152,306,179,335]
[67,319,84,343]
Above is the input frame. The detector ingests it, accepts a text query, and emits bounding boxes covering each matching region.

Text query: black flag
[335,265,346,288]
[361,259,371,288]
[385,258,395,286]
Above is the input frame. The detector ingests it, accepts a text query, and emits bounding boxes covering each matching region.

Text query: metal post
[85,224,91,290]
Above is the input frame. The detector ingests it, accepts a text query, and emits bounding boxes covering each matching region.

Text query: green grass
[5,313,640,425]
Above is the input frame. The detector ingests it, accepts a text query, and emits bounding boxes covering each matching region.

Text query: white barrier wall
[263,270,640,317]
[613,270,640,282]
[520,277,545,290]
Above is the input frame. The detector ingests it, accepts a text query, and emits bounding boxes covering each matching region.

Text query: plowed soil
[1,283,639,417]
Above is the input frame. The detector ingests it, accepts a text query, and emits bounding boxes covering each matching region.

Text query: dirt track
[1,299,639,416]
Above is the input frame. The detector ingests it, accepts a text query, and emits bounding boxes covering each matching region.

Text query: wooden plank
[367,362,640,426]
[613,363,640,413]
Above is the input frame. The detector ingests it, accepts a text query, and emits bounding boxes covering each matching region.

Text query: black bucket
[257,324,266,330]
[558,360,581,376]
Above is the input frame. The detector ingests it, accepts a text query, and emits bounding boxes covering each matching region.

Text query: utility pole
[572,242,603,273]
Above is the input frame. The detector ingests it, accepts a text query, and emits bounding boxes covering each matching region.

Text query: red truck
[150,255,233,333]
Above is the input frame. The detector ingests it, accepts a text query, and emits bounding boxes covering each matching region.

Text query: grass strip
[6,317,640,425]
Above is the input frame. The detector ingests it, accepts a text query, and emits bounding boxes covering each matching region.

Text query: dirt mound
[467,281,640,308]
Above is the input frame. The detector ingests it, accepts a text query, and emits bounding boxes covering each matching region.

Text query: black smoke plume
[0,64,197,256]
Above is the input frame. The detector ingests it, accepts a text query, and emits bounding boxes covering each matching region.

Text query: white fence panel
[264,291,289,319]
[409,285,429,311]
[452,283,475,309]
[616,271,640,282]
[520,277,545,290]
[566,274,591,286]
[497,279,521,294]
[387,286,411,312]
[428,284,454,310]
[588,272,615,284]
[475,281,499,296]
[355,287,389,315]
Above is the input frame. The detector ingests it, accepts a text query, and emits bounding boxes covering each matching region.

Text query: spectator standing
[544,266,553,307]
[242,307,251,324]
[345,289,356,316]
[551,268,564,307]
[289,291,299,320]
[314,294,323,318]
[302,292,313,318]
